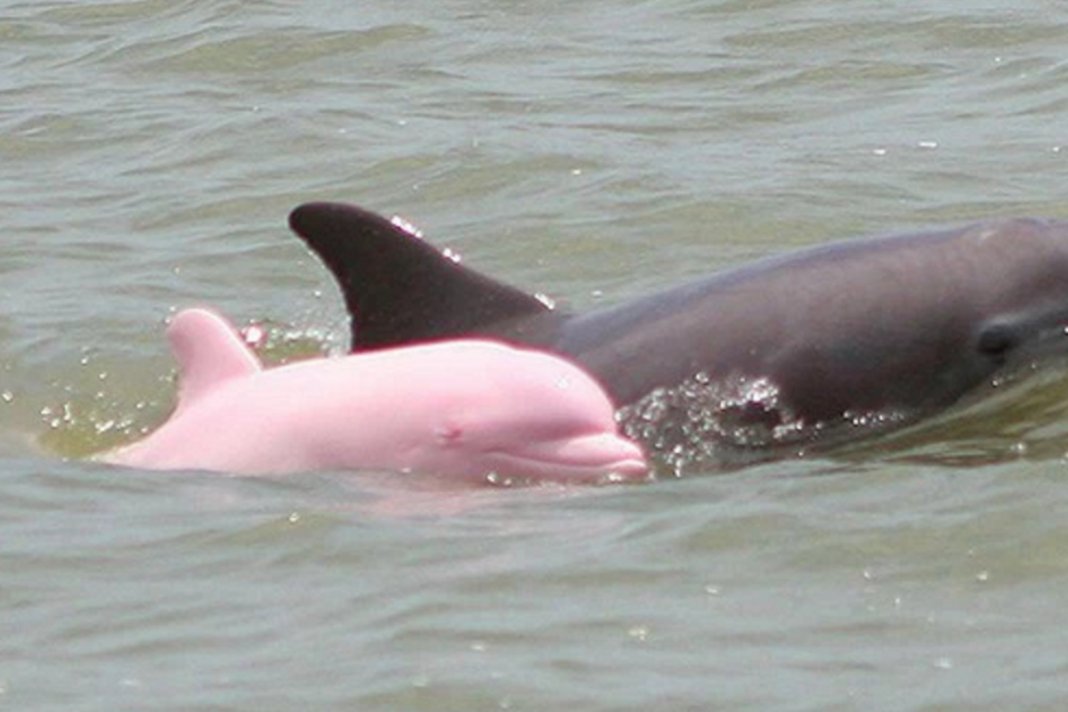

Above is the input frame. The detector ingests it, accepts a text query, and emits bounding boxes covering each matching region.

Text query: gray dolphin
[288,202,1068,469]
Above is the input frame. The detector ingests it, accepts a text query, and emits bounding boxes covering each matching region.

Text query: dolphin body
[288,202,1068,469]
[102,308,648,482]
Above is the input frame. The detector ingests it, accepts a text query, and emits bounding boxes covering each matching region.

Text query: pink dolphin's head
[413,343,649,485]
[102,308,648,484]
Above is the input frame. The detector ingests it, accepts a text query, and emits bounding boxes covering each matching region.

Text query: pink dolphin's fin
[166,308,262,411]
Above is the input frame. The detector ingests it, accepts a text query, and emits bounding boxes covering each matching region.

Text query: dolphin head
[409,341,648,485]
[964,219,1068,378]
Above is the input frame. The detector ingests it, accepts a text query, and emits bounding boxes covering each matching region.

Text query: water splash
[389,215,424,239]
[617,371,806,476]
[618,370,918,476]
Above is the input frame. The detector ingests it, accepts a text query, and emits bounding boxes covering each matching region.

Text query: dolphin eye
[434,423,464,445]
[976,323,1017,360]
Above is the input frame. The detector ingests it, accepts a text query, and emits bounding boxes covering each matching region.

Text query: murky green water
[3,1,1068,709]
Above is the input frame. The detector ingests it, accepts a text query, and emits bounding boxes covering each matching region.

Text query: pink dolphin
[101,308,647,483]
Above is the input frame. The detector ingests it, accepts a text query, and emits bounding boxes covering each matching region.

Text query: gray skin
[288,203,1068,456]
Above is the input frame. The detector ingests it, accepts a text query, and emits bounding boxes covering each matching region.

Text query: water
[3,0,1068,708]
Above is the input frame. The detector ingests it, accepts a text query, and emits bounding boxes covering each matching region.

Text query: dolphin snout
[486,431,649,484]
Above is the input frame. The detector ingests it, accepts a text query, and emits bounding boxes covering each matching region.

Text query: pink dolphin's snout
[552,432,648,475]
[481,430,649,485]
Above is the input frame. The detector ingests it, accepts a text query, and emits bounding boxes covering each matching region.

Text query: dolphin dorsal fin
[288,202,552,350]
[166,308,262,410]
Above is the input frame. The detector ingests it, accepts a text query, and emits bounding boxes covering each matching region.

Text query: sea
[2,1,1068,709]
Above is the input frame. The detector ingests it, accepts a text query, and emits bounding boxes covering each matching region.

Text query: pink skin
[101,308,648,483]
